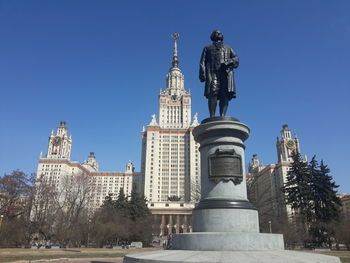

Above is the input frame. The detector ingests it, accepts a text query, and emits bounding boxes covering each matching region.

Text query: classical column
[161,215,165,236]
[176,215,180,233]
[169,215,173,234]
[184,215,188,233]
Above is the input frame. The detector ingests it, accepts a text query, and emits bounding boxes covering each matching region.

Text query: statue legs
[219,97,229,116]
[208,96,229,117]
[208,96,217,118]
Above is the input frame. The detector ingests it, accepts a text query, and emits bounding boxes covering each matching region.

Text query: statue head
[210,30,224,42]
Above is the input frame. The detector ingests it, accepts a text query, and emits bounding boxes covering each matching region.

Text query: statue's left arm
[227,47,239,69]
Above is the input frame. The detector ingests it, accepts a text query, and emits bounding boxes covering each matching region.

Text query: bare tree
[333,216,350,250]
[30,172,91,247]
[54,173,91,247]
[30,173,61,243]
[0,170,34,247]
[0,170,34,218]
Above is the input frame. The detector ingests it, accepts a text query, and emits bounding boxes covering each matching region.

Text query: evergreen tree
[283,151,313,223]
[309,157,341,247]
[101,193,115,209]
[90,187,153,246]
[115,188,128,211]
[311,158,341,222]
[129,184,150,221]
[283,153,342,248]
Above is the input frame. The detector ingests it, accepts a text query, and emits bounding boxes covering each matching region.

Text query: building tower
[141,33,200,204]
[46,121,72,160]
[275,124,301,218]
[248,154,265,177]
[125,160,135,174]
[83,152,99,171]
[276,124,300,163]
[37,121,73,185]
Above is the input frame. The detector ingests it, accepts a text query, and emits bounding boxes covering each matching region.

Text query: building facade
[140,35,200,235]
[339,194,350,219]
[247,124,302,231]
[36,121,142,211]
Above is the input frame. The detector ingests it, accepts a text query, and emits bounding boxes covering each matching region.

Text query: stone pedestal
[171,117,284,251]
[192,117,256,232]
[124,117,340,263]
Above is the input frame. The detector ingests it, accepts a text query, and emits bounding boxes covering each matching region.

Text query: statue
[199,30,239,117]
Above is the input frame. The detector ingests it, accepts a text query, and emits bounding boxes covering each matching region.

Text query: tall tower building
[140,34,200,236]
[141,34,200,205]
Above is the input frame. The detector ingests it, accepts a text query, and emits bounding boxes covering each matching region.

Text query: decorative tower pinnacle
[158,33,191,128]
[171,33,180,67]
[165,33,185,96]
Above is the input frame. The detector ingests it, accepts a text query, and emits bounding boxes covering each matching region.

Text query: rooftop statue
[199,30,239,117]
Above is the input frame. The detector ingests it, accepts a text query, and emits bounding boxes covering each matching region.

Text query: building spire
[171,33,180,67]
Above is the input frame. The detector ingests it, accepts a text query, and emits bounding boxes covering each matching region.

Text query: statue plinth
[171,117,284,250]
[191,117,258,233]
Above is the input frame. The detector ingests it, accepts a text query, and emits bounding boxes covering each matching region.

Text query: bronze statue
[199,30,239,117]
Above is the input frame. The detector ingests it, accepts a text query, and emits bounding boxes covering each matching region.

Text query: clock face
[286,139,296,149]
[53,136,61,146]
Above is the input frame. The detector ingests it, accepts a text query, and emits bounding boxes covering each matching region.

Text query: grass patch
[0,248,159,263]
[312,250,350,263]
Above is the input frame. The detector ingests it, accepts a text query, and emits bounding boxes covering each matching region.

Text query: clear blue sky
[0,1,349,192]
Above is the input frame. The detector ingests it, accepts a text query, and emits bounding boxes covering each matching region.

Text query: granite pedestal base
[171,232,284,251]
[192,207,259,232]
[123,250,340,263]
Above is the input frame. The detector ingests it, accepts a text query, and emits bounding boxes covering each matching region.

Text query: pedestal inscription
[208,149,243,184]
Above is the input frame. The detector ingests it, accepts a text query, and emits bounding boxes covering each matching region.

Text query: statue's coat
[199,43,239,100]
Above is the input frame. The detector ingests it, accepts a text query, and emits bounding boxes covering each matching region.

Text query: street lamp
[87,219,91,247]
[268,221,272,233]
[0,215,4,237]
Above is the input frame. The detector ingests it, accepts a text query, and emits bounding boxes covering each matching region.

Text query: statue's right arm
[199,47,207,82]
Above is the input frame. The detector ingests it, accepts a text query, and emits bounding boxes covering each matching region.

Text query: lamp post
[268,220,272,233]
[0,215,4,240]
[0,215,3,229]
[87,219,91,247]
